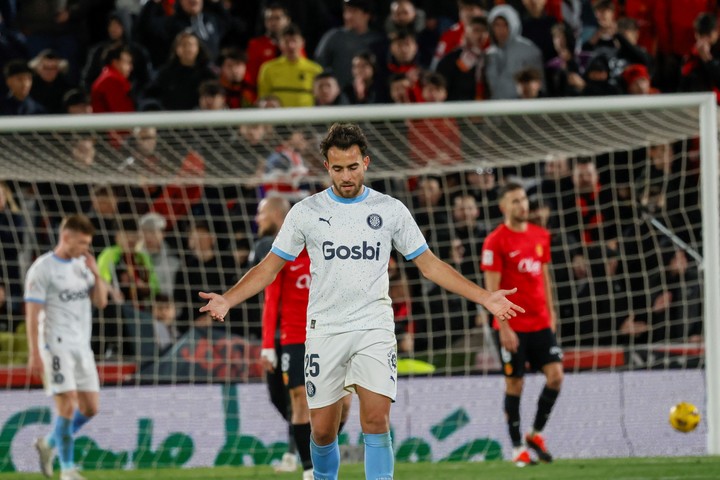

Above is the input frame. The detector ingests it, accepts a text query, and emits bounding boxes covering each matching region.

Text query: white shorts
[304,329,397,409]
[41,344,100,396]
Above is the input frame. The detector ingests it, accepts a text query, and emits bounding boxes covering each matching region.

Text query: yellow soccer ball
[669,402,701,433]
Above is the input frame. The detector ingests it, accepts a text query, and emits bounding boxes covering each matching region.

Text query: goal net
[0,94,717,471]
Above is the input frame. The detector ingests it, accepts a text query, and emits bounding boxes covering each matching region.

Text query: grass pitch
[2,457,718,479]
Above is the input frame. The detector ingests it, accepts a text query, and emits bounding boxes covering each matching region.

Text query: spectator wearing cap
[623,64,658,94]
[217,48,253,109]
[1,60,46,115]
[581,54,621,96]
[314,0,386,90]
[679,13,720,103]
[435,15,489,101]
[258,24,322,107]
[431,0,486,71]
[28,49,74,114]
[81,11,152,96]
[91,43,135,113]
[485,4,544,99]
[63,88,92,114]
[137,212,180,297]
[197,79,227,110]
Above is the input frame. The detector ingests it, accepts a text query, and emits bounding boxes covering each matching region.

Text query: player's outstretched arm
[199,252,287,322]
[412,249,525,321]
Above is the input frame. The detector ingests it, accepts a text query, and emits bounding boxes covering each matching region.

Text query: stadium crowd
[0,0,707,370]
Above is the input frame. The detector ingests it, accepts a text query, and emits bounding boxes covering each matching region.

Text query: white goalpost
[0,93,717,469]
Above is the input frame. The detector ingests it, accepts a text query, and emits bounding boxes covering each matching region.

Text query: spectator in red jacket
[91,43,135,113]
[216,48,253,109]
[431,0,486,70]
[245,3,292,102]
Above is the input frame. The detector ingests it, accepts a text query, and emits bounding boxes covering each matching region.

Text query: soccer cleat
[34,437,54,478]
[512,448,536,467]
[273,451,299,472]
[59,469,86,480]
[525,432,553,463]
[302,468,314,480]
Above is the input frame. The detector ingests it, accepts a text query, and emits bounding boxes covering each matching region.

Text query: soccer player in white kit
[200,123,524,480]
[25,215,109,480]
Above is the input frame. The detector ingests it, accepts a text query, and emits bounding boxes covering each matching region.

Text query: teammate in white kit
[200,123,524,480]
[25,215,108,480]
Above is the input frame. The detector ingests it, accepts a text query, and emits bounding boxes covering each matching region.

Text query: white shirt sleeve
[392,201,428,260]
[271,203,306,261]
[24,261,49,304]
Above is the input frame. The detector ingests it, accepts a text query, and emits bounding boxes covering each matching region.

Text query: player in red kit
[481,182,563,467]
[262,247,314,479]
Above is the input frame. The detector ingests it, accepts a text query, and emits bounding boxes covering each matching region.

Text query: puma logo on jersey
[319,217,332,226]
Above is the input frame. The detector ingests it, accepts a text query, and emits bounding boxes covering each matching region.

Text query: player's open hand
[485,288,525,322]
[199,292,229,322]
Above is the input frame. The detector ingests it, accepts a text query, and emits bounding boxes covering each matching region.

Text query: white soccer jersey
[272,187,428,337]
[24,252,96,348]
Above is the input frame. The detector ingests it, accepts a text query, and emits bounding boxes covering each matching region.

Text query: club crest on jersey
[536,244,544,257]
[306,381,316,397]
[367,213,383,230]
[387,349,397,372]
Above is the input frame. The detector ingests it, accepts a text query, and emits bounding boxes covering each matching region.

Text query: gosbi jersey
[24,252,95,348]
[481,223,551,332]
[271,187,428,338]
[261,248,311,348]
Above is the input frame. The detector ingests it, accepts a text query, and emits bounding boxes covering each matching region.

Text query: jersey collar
[51,253,72,263]
[326,186,370,204]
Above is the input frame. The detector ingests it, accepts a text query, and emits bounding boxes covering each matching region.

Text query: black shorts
[280,343,305,389]
[493,328,562,378]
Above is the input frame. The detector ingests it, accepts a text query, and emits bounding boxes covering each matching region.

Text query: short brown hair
[61,214,95,236]
[320,123,369,159]
[498,182,525,200]
[514,67,542,84]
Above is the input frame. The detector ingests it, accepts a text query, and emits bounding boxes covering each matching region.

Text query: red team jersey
[481,223,551,332]
[261,248,310,348]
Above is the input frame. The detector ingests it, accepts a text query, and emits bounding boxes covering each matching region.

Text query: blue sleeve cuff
[24,297,45,304]
[271,246,296,262]
[404,243,428,260]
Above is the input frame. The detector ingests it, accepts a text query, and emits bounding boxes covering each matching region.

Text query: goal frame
[0,93,716,453]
